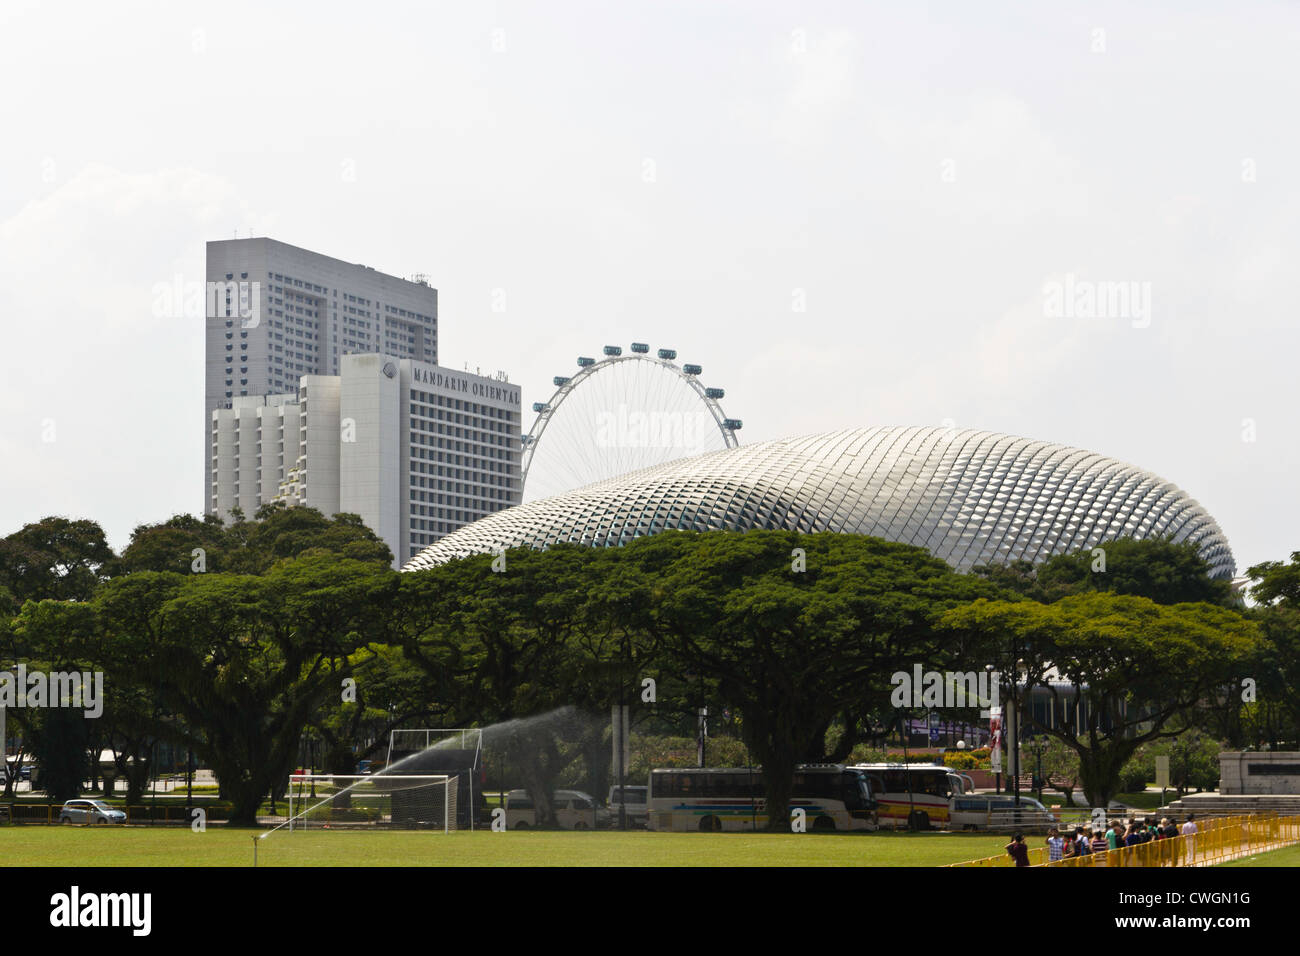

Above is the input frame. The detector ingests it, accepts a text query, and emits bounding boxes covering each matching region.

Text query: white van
[503,789,606,830]
[949,794,1057,830]
[607,785,649,828]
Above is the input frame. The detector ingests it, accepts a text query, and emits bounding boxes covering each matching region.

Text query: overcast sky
[1,1,1296,574]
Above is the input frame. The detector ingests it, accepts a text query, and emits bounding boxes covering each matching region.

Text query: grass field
[0,826,1016,867]
[1219,843,1300,867]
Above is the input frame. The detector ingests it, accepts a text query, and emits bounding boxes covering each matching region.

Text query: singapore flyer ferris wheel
[520,343,742,503]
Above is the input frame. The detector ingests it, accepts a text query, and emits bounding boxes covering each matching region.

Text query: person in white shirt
[1181,814,1198,862]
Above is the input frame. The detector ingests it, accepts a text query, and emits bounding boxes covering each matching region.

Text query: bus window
[722,772,748,796]
[917,775,948,797]
[842,771,872,810]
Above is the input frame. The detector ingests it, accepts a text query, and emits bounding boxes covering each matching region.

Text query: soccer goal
[387,728,484,831]
[284,774,457,832]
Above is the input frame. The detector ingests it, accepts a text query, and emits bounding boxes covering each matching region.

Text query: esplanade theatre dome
[402,426,1235,578]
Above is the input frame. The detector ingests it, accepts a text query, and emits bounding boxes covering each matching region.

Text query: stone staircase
[1164,793,1300,817]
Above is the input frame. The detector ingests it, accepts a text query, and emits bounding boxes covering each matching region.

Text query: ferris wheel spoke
[520,349,738,503]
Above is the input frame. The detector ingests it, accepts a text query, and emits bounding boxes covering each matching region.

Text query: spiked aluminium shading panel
[402,426,1234,579]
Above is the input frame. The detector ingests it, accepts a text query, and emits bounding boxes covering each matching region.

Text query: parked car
[59,799,127,825]
[503,789,607,830]
[606,785,649,828]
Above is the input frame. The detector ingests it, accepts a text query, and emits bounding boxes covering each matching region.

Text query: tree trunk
[1076,743,1137,808]
[746,724,795,831]
[580,729,612,814]
[126,760,151,807]
[223,772,274,826]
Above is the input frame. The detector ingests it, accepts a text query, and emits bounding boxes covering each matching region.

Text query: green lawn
[0,826,1014,867]
[1038,791,1167,811]
[1219,843,1300,867]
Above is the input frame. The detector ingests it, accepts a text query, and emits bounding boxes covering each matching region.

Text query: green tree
[230,507,392,573]
[651,530,1001,830]
[1247,551,1300,609]
[94,556,398,824]
[0,517,115,604]
[309,644,444,775]
[1242,607,1300,749]
[5,599,102,802]
[1033,735,1081,806]
[941,592,1260,806]
[116,513,229,575]
[1242,550,1300,748]
[1036,537,1236,607]
[972,537,1237,607]
[394,545,605,826]
[121,507,393,577]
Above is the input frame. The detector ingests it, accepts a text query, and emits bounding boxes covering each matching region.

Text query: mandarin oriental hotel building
[211,353,522,567]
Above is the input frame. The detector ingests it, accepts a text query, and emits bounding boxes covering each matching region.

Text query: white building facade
[204,237,440,506]
[210,354,521,567]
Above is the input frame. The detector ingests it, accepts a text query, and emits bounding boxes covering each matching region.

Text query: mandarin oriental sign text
[410,365,519,405]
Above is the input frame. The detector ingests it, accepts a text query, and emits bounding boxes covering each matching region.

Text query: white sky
[1,1,1296,574]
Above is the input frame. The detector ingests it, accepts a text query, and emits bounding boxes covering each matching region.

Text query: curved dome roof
[403,426,1235,578]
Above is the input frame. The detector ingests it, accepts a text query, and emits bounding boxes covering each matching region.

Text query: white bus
[646,764,879,832]
[853,763,972,830]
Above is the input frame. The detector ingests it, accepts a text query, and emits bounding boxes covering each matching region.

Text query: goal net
[285,775,457,832]
[387,728,483,831]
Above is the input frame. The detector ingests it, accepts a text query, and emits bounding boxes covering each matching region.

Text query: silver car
[59,799,127,825]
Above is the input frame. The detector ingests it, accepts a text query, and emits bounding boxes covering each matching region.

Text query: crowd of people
[1004,814,1199,866]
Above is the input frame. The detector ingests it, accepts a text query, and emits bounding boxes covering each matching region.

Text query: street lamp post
[1030,737,1044,801]
[1012,658,1026,808]
[985,664,1001,795]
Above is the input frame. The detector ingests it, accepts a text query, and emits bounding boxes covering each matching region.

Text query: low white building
[211,354,521,566]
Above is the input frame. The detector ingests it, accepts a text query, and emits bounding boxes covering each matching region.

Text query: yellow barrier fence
[950,813,1300,868]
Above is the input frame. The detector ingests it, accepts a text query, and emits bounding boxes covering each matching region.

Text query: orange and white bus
[853,763,971,830]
